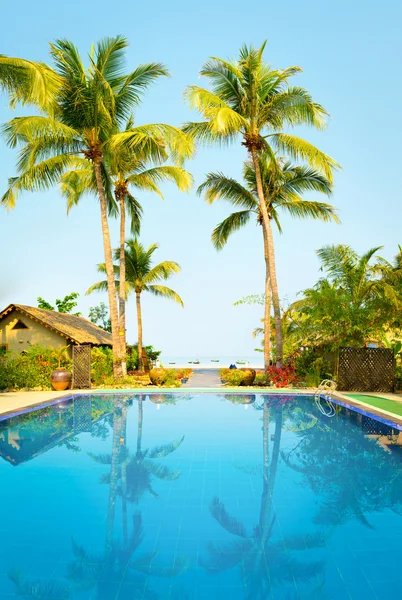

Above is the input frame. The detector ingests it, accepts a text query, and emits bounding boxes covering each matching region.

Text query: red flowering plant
[267,364,298,388]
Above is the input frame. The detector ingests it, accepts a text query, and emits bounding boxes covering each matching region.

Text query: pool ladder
[315,379,337,417]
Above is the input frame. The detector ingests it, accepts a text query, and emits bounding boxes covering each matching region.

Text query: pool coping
[330,391,402,430]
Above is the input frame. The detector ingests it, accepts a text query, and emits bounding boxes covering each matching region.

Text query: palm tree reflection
[201,397,325,599]
[68,395,188,598]
[281,403,402,528]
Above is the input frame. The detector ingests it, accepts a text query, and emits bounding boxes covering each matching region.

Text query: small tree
[37,292,81,315]
[88,302,112,333]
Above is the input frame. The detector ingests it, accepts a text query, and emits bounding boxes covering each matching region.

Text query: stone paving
[182,368,222,388]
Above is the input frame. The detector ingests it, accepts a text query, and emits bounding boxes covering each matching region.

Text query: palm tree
[60,132,192,374]
[199,153,338,365]
[184,42,338,368]
[1,36,193,377]
[87,239,184,371]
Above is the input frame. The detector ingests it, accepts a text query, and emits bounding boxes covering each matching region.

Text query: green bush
[0,345,71,391]
[126,346,138,371]
[395,363,402,390]
[91,346,114,385]
[149,368,181,387]
[294,349,332,387]
[220,369,246,386]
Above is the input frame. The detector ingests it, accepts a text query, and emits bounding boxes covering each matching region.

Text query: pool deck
[2,387,402,427]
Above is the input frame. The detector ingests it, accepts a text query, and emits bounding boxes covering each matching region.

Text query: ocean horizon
[158,354,264,368]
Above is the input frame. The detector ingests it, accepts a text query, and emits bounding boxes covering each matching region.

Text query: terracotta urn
[149,368,166,386]
[50,368,72,391]
[239,368,256,386]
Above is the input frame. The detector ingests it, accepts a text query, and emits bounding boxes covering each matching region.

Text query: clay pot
[50,368,72,391]
[239,368,256,386]
[149,368,166,386]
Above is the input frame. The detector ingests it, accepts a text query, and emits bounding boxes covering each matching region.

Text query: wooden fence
[72,344,92,389]
[337,347,395,392]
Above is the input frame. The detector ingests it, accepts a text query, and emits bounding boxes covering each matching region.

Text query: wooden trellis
[337,347,395,392]
[72,344,92,389]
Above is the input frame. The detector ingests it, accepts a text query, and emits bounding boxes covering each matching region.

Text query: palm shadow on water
[8,395,189,599]
[200,395,327,600]
[281,400,402,529]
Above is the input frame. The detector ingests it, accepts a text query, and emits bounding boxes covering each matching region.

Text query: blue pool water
[0,393,402,599]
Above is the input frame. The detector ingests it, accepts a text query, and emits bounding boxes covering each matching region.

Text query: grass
[346,394,402,417]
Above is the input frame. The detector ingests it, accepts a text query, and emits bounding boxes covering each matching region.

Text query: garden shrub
[294,349,332,386]
[220,369,246,386]
[267,365,298,388]
[90,346,114,385]
[149,368,181,387]
[97,374,151,389]
[0,345,71,391]
[254,371,270,386]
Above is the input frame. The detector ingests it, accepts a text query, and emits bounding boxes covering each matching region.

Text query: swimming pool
[0,392,401,599]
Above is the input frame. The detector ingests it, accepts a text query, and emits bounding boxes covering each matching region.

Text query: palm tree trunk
[119,194,127,376]
[93,160,123,378]
[136,291,144,371]
[250,147,272,370]
[262,226,272,371]
[265,217,283,366]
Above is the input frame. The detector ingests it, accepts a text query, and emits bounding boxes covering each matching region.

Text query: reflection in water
[69,397,188,599]
[0,395,115,464]
[281,406,402,528]
[219,394,256,404]
[1,394,402,599]
[201,399,326,599]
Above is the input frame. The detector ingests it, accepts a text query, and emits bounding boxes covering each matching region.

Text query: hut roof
[0,304,112,346]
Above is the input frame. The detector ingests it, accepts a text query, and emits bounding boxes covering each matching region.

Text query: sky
[0,0,401,357]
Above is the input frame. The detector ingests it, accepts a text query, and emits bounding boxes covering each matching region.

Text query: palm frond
[198,172,256,209]
[147,285,184,307]
[268,133,339,182]
[212,211,253,250]
[0,55,61,110]
[143,261,181,284]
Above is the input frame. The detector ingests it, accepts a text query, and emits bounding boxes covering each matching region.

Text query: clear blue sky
[1,0,401,357]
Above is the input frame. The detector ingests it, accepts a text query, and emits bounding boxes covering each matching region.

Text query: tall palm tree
[1,36,193,377]
[199,153,338,365]
[60,133,192,374]
[184,42,338,367]
[87,239,184,371]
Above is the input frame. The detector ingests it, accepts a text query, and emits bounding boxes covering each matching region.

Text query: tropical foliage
[37,292,81,315]
[287,244,402,352]
[87,238,183,370]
